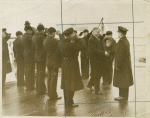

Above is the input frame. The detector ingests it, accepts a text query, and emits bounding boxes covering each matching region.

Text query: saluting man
[32,24,47,94]
[21,26,35,90]
[13,31,25,86]
[55,28,86,107]
[114,26,133,101]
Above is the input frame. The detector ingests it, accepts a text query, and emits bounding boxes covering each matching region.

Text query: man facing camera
[113,26,133,101]
[87,27,109,94]
[102,31,116,85]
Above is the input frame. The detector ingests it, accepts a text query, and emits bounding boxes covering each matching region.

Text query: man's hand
[105,51,110,57]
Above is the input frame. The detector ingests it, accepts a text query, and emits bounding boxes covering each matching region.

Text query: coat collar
[118,36,126,43]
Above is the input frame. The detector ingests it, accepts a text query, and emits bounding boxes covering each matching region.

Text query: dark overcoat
[113,36,133,88]
[103,37,116,63]
[21,33,35,63]
[55,38,86,91]
[88,34,108,78]
[43,35,58,69]
[81,35,89,58]
[2,38,12,74]
[13,38,24,63]
[32,32,47,62]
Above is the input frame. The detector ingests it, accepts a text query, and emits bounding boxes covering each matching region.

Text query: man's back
[32,32,46,62]
[43,35,58,68]
[13,38,24,63]
[21,33,35,63]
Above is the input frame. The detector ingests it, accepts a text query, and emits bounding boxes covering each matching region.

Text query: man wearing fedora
[113,26,133,101]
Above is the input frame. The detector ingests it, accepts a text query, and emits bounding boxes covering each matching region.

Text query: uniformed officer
[113,26,134,101]
[21,26,35,90]
[55,28,86,107]
[13,31,25,86]
[43,27,61,100]
[102,31,116,85]
[81,29,90,79]
[32,24,47,94]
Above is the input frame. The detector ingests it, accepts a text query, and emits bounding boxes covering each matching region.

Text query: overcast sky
[1,0,150,38]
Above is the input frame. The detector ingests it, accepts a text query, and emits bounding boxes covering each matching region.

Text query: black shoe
[95,91,103,95]
[48,96,62,100]
[87,85,94,91]
[114,96,123,101]
[67,104,79,107]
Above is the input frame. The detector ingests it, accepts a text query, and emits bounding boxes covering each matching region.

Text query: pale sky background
[1,0,150,39]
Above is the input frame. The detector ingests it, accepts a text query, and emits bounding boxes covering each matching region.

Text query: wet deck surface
[2,67,150,117]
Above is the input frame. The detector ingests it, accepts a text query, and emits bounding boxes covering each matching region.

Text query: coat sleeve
[115,43,126,69]
[54,45,62,68]
[88,38,105,57]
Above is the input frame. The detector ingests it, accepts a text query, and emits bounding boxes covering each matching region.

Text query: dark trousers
[36,62,46,94]
[81,57,89,78]
[47,67,58,99]
[88,60,101,92]
[119,88,129,100]
[17,62,25,86]
[64,90,75,105]
[103,60,113,84]
[25,63,35,89]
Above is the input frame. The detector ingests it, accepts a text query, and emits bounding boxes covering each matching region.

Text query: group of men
[2,20,134,107]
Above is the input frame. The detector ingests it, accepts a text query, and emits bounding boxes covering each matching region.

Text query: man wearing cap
[113,26,133,101]
[102,31,116,85]
[43,27,61,100]
[87,27,109,94]
[21,26,35,90]
[13,31,25,86]
[2,29,12,88]
[32,24,47,94]
[55,28,86,107]
[81,29,90,79]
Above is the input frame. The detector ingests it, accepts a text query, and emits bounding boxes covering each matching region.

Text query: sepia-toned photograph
[1,0,150,117]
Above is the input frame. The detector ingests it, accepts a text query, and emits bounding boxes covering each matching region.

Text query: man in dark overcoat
[21,26,35,90]
[32,24,47,94]
[102,31,116,85]
[113,26,133,101]
[55,28,86,107]
[87,27,109,94]
[13,31,25,86]
[2,30,12,88]
[43,27,61,100]
[80,29,90,79]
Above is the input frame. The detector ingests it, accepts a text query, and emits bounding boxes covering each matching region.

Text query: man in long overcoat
[102,31,116,85]
[43,27,61,100]
[2,30,12,88]
[32,24,47,94]
[13,31,25,86]
[21,26,35,90]
[81,29,90,79]
[113,26,133,101]
[55,28,86,107]
[87,27,109,94]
